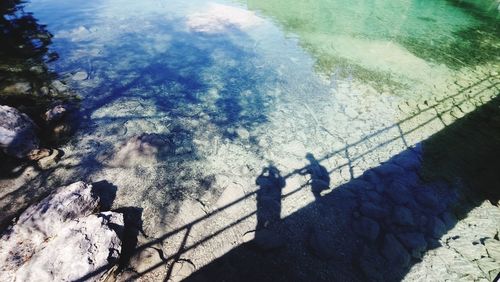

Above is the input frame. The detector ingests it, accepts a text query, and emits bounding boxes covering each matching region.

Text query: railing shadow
[74,68,499,280]
[185,92,500,281]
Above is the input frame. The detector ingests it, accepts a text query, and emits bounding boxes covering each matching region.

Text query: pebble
[44,104,68,123]
[72,71,88,81]
[37,149,60,170]
[236,127,250,139]
[3,82,31,94]
[51,80,68,92]
[27,148,51,161]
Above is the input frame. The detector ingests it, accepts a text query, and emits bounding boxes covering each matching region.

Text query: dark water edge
[0,0,80,168]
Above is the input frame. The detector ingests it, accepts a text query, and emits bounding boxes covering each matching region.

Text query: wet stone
[44,104,68,123]
[2,82,31,94]
[27,148,51,161]
[37,149,61,170]
[0,105,40,158]
[51,80,68,92]
[72,71,88,81]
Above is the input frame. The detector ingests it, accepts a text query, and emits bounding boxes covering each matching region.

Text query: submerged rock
[110,133,170,167]
[51,80,68,92]
[72,71,88,81]
[26,148,51,161]
[0,105,40,158]
[0,181,123,282]
[2,82,32,95]
[43,104,68,123]
[37,149,61,170]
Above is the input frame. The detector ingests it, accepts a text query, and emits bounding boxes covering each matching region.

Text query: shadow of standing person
[253,165,286,251]
[300,153,330,199]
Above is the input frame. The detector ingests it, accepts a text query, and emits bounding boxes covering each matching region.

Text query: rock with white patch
[0,181,123,282]
[0,105,40,158]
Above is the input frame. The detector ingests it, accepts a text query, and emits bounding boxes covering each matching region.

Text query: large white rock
[0,105,40,158]
[0,181,123,281]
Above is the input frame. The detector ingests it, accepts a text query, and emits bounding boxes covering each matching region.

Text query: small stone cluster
[0,102,73,170]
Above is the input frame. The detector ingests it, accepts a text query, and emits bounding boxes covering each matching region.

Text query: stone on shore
[0,181,123,282]
[0,105,40,158]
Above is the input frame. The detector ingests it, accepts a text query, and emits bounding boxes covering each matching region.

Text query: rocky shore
[0,181,123,281]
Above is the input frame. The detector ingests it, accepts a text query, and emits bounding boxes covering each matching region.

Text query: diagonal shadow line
[133,76,498,276]
[75,74,498,281]
[75,181,310,281]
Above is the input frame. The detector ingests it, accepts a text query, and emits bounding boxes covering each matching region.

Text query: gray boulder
[0,181,123,281]
[0,105,40,158]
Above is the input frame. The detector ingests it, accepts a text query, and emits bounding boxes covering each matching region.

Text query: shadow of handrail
[76,73,499,281]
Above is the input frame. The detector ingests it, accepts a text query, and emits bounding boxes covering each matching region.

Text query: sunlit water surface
[15,0,500,279]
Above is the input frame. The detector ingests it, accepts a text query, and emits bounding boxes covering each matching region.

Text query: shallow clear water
[8,0,500,279]
[21,0,498,229]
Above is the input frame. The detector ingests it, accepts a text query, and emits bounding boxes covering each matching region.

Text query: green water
[243,0,499,90]
[1,0,499,280]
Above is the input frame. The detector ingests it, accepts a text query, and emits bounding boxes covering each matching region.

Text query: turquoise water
[20,0,499,236]
[4,0,499,279]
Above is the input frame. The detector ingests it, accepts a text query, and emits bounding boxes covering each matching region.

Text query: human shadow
[299,153,330,200]
[253,165,286,250]
[185,96,500,281]
[73,181,145,282]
